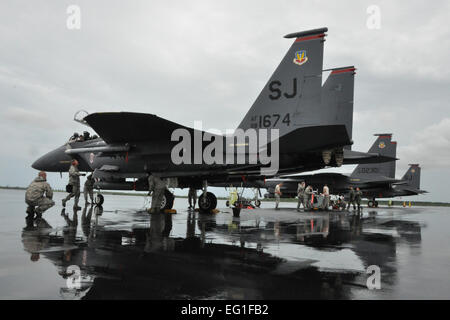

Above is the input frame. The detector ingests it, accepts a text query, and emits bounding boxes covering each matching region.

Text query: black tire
[198,192,217,211]
[95,194,104,206]
[255,199,261,208]
[94,205,103,216]
[160,189,174,210]
[374,201,379,208]
[367,200,374,208]
[225,200,230,207]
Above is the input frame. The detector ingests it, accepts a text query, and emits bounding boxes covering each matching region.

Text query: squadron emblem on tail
[293,50,308,66]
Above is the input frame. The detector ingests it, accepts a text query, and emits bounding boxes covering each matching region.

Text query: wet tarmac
[1,189,449,299]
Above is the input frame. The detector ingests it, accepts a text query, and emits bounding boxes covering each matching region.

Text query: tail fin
[401,164,421,190]
[321,66,356,149]
[238,28,327,138]
[351,134,397,179]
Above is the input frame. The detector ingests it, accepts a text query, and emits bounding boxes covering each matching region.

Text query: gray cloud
[0,0,448,201]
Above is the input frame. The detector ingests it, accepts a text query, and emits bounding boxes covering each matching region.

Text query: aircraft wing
[348,176,402,185]
[84,112,195,144]
[395,186,428,194]
[343,149,398,165]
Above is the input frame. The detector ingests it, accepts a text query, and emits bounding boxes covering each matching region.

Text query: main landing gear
[160,189,175,210]
[94,193,104,206]
[198,181,218,212]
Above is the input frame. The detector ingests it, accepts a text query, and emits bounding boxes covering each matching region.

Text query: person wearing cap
[25,171,55,220]
[62,159,84,209]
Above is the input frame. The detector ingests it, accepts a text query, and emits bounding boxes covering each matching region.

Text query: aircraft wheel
[367,200,374,208]
[199,192,217,212]
[160,189,175,210]
[226,200,230,207]
[95,194,104,206]
[255,199,261,208]
[374,201,379,208]
[94,205,103,216]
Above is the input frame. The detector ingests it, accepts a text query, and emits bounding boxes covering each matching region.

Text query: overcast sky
[0,0,449,202]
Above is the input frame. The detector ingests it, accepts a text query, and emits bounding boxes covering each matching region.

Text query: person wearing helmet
[69,132,79,142]
[62,159,84,209]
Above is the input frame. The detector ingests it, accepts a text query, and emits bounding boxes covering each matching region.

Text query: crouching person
[25,171,55,220]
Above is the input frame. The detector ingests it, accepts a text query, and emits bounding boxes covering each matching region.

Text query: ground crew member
[62,159,84,209]
[339,194,347,210]
[25,171,55,220]
[84,174,95,204]
[148,174,167,213]
[347,186,356,210]
[188,187,197,209]
[304,185,313,210]
[296,181,306,211]
[355,187,363,211]
[274,183,283,209]
[322,184,330,210]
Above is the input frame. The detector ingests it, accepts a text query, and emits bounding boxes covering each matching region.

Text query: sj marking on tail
[293,50,308,66]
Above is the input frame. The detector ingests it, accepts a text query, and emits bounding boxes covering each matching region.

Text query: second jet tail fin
[350,134,397,179]
[400,164,422,190]
[321,66,356,149]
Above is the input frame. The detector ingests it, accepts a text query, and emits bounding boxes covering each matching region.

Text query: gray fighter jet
[265,134,427,206]
[31,28,387,211]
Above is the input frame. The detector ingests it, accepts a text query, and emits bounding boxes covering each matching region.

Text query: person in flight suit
[25,171,55,220]
[62,159,84,210]
[322,184,330,210]
[355,187,363,211]
[84,174,95,204]
[304,185,313,210]
[148,174,167,213]
[188,187,197,209]
[274,183,283,209]
[296,181,306,211]
[347,186,356,211]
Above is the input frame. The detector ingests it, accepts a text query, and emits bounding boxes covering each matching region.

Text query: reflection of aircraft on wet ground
[32,27,393,212]
[264,134,427,207]
[20,206,422,299]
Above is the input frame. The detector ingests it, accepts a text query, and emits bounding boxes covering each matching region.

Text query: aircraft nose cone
[32,156,46,171]
[31,145,72,172]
